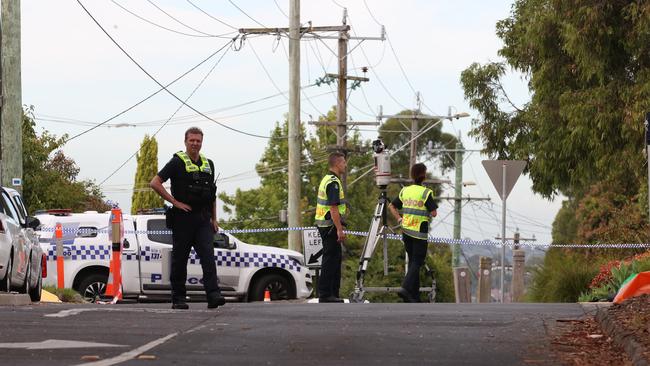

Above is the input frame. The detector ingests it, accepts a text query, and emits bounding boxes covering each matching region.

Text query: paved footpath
[0,302,589,366]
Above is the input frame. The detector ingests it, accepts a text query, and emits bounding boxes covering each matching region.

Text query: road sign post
[302,228,323,297]
[482,160,526,303]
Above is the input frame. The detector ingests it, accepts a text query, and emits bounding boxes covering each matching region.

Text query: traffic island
[596,296,650,366]
[0,293,31,306]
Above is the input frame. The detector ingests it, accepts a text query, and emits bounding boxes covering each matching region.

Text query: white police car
[36,211,312,302]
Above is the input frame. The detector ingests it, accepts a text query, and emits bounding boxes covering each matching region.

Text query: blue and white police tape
[38,226,650,249]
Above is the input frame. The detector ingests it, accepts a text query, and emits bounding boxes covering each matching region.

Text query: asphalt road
[0,301,589,366]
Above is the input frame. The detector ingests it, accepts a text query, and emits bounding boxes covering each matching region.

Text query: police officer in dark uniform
[150,127,225,310]
[314,152,348,303]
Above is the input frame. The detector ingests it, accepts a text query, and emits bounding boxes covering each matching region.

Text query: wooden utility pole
[0,0,22,189]
[409,93,422,167]
[495,230,535,302]
[240,6,383,253]
[336,10,348,152]
[287,0,301,254]
[308,9,382,193]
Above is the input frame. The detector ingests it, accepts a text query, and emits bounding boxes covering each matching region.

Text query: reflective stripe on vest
[399,184,432,240]
[314,174,347,227]
[176,151,212,174]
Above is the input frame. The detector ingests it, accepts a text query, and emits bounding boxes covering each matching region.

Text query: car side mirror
[214,233,235,250]
[25,216,40,230]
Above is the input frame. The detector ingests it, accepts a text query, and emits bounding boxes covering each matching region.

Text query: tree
[21,106,110,213]
[460,1,650,199]
[461,1,650,301]
[131,134,163,214]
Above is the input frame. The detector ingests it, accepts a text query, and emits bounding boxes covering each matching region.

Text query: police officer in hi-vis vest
[389,163,438,303]
[314,152,348,303]
[150,127,226,310]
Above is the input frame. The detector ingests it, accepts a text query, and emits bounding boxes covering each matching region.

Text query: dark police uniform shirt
[391,190,438,233]
[157,154,216,211]
[323,172,342,225]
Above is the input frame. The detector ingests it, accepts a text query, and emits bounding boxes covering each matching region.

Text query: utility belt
[165,206,212,229]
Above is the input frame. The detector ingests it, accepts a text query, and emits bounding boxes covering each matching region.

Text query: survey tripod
[350,139,437,303]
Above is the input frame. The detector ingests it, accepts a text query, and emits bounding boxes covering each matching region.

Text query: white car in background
[0,187,45,301]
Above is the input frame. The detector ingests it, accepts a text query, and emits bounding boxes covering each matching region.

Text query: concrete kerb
[0,293,31,306]
[593,303,650,366]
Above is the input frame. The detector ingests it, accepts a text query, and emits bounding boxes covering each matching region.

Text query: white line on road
[74,333,178,366]
[45,307,177,318]
[0,339,126,350]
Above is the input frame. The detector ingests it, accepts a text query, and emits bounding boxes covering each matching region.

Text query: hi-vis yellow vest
[314,174,347,227]
[175,151,212,174]
[399,184,433,240]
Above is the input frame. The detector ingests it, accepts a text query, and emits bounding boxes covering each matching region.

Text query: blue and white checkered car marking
[47,244,302,272]
[46,244,110,261]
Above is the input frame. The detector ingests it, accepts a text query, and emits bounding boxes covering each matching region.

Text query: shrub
[528,249,598,302]
[580,250,650,302]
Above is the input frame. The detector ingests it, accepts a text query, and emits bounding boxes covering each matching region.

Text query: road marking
[45,307,177,318]
[0,339,125,349]
[74,333,178,366]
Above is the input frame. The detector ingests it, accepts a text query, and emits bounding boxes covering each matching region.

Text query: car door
[11,193,40,268]
[137,216,174,294]
[119,215,140,294]
[138,216,239,294]
[140,217,210,294]
[213,233,240,292]
[0,190,27,284]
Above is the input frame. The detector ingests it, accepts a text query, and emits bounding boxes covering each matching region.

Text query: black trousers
[402,234,428,301]
[317,226,342,298]
[170,211,220,303]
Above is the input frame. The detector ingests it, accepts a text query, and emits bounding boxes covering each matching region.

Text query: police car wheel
[29,266,42,302]
[77,274,107,303]
[251,274,290,301]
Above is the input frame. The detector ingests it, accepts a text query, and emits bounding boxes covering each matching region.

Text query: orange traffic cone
[263,290,271,302]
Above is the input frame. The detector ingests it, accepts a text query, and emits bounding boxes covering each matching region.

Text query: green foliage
[131,135,163,214]
[578,284,615,303]
[461,1,650,198]
[579,253,650,302]
[22,107,110,213]
[43,286,85,303]
[574,183,650,250]
[528,249,598,302]
[610,261,638,289]
[464,0,650,301]
[551,200,578,244]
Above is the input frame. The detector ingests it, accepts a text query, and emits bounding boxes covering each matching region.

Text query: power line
[65,38,235,142]
[110,0,234,39]
[37,88,338,130]
[347,14,409,110]
[77,0,274,139]
[185,0,238,30]
[99,35,233,186]
[278,37,326,117]
[273,0,288,19]
[228,0,267,28]
[145,0,218,37]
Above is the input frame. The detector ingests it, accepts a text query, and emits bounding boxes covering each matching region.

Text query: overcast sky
[21,0,562,245]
